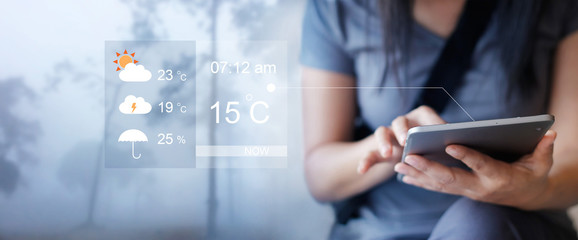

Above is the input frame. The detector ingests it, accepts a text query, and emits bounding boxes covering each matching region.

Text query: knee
[430,198,523,240]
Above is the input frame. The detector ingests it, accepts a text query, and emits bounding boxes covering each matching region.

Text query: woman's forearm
[538,32,578,210]
[304,135,396,202]
[531,148,578,210]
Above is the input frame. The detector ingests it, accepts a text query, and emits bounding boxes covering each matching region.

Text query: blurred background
[3,1,578,240]
[0,0,335,239]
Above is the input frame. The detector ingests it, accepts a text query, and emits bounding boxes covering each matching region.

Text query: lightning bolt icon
[131,102,137,113]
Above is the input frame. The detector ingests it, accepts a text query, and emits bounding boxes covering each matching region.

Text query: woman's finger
[523,130,556,175]
[446,145,503,178]
[391,116,409,146]
[396,164,465,195]
[401,155,476,190]
[375,126,394,158]
[534,130,556,157]
[409,105,446,126]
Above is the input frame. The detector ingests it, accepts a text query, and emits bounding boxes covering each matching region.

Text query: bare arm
[301,67,446,202]
[302,67,399,202]
[391,32,578,210]
[534,32,578,209]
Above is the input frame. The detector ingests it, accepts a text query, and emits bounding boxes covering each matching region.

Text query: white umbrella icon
[118,129,148,159]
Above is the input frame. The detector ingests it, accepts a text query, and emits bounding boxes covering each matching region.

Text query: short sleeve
[300,0,356,76]
[562,0,578,37]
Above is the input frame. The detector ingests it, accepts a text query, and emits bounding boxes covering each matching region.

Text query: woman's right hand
[302,68,447,201]
[357,106,446,174]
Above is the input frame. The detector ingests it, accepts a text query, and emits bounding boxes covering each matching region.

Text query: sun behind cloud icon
[119,63,152,82]
[119,95,152,114]
[114,50,139,71]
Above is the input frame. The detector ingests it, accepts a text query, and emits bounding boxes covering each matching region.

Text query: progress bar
[196,145,287,157]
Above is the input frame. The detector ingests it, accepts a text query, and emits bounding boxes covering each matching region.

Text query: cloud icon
[119,63,151,82]
[119,95,152,114]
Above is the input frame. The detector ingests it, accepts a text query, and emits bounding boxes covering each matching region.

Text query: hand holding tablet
[397,114,554,181]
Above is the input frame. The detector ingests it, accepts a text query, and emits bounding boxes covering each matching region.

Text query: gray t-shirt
[300,0,578,239]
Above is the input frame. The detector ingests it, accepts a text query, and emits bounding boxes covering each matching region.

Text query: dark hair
[379,0,544,97]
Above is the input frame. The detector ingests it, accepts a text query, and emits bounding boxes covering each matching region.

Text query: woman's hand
[394,129,556,210]
[357,106,446,174]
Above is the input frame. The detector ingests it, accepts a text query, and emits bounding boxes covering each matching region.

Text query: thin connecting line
[283,86,443,89]
[280,86,476,121]
[441,88,475,121]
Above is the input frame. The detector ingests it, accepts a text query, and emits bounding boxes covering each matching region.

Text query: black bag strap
[333,0,499,225]
[412,0,499,113]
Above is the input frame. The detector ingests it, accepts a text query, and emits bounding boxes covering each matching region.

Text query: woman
[300,0,578,239]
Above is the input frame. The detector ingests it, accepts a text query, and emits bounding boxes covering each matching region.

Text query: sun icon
[113,50,139,71]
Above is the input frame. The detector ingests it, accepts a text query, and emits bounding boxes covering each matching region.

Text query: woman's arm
[391,32,578,210]
[302,67,400,202]
[533,31,578,209]
[302,67,447,202]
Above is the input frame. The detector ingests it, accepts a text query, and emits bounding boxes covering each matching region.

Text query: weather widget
[104,41,287,168]
[105,41,196,168]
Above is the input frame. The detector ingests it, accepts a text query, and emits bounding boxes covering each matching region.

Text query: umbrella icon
[118,129,148,159]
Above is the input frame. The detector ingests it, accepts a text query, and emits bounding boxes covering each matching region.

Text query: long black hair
[379,0,544,96]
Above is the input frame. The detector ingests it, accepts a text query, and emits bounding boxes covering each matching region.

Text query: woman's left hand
[394,130,557,210]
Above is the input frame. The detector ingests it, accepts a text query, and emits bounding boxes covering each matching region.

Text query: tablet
[398,114,554,181]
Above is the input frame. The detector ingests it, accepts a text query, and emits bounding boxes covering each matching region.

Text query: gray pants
[330,197,577,240]
[428,198,577,240]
